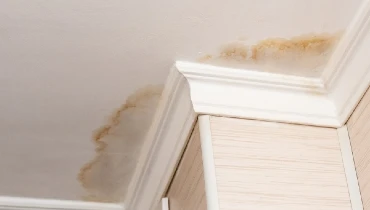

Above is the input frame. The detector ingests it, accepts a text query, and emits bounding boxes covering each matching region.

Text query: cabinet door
[166,123,207,210]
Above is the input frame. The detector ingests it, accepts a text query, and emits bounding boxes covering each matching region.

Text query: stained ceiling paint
[198,32,341,77]
[78,85,162,203]
[0,0,363,202]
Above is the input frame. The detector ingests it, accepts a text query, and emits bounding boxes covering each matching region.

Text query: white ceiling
[0,0,363,202]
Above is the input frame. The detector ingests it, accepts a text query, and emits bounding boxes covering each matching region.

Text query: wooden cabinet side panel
[209,116,351,210]
[347,87,370,210]
[166,123,207,210]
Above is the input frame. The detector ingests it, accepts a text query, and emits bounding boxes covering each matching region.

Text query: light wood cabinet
[165,116,352,210]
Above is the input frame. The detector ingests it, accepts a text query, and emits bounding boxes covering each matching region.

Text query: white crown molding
[124,1,370,210]
[177,61,339,127]
[0,196,123,210]
[124,69,197,210]
[323,0,370,124]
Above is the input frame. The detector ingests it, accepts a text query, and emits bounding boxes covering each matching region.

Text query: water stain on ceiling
[77,33,341,203]
[78,85,163,202]
[0,0,363,203]
[198,32,341,77]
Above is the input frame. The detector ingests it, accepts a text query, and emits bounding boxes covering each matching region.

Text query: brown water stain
[198,32,342,77]
[78,85,163,202]
[77,33,340,202]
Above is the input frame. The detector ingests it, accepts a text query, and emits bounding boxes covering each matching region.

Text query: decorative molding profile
[124,69,197,210]
[0,196,123,210]
[179,61,338,127]
[124,0,370,210]
[323,0,370,125]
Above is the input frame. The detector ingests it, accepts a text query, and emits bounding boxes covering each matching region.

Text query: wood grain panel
[209,116,351,210]
[167,123,207,210]
[347,87,370,210]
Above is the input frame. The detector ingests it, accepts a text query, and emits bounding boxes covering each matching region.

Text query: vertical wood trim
[161,198,169,210]
[338,126,364,210]
[198,115,220,210]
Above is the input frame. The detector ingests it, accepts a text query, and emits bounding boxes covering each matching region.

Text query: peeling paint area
[198,33,341,77]
[78,85,163,202]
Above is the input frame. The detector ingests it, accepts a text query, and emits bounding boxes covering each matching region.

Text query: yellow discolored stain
[250,33,339,60]
[78,85,163,202]
[220,41,249,61]
[198,32,342,77]
[197,54,213,62]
